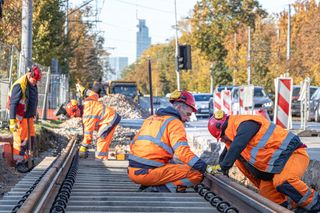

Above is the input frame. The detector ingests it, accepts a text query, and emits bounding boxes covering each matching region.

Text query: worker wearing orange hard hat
[208,110,320,212]
[128,90,220,193]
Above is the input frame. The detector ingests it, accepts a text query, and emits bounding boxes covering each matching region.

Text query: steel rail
[5,135,294,213]
[17,136,77,213]
[203,174,292,213]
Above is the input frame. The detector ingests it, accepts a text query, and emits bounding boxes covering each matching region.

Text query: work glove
[9,119,18,132]
[206,164,222,175]
[76,83,86,97]
[79,145,88,158]
[206,164,229,177]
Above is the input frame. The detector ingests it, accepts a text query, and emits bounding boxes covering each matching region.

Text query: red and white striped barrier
[254,109,271,121]
[221,90,232,115]
[274,77,293,129]
[214,92,222,112]
[239,85,254,115]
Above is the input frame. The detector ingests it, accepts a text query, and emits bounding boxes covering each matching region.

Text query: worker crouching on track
[128,90,220,193]
[7,65,41,173]
[208,110,320,212]
[75,84,121,160]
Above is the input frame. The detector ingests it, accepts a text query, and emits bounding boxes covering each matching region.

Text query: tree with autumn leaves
[123,0,320,95]
[0,0,107,89]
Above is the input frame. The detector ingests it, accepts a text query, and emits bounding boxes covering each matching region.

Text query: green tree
[32,0,66,69]
[191,0,266,86]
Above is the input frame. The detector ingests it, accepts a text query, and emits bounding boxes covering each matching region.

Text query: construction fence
[0,42,69,121]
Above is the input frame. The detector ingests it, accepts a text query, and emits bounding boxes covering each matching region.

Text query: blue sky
[70,0,296,64]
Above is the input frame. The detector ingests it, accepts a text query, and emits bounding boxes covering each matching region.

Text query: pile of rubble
[111,126,138,148]
[101,94,149,119]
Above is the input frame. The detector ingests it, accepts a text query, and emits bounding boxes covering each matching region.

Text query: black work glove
[219,164,230,177]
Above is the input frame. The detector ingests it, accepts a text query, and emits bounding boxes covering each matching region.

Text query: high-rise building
[105,57,129,80]
[136,19,151,59]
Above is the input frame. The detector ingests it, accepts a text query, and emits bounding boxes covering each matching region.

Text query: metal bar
[18,137,77,212]
[203,174,292,213]
[42,67,51,120]
[148,58,154,115]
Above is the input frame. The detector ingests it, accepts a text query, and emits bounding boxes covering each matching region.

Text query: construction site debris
[101,94,149,119]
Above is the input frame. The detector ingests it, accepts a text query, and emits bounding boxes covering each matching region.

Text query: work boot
[295,194,320,213]
[16,161,30,173]
[137,185,149,192]
[137,185,170,192]
[79,146,89,158]
[176,185,187,193]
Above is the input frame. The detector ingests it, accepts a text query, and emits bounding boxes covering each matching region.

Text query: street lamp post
[174,0,180,90]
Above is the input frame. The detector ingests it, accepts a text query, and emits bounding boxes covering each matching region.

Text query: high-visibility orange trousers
[95,126,117,160]
[128,163,203,192]
[13,118,35,163]
[237,148,318,209]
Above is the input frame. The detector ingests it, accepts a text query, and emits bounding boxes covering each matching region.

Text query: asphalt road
[188,117,320,130]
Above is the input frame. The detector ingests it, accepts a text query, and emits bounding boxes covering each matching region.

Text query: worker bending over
[65,99,82,118]
[208,110,320,212]
[128,90,219,193]
[75,84,121,160]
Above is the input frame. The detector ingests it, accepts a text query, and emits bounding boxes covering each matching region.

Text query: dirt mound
[0,159,24,198]
[101,94,149,119]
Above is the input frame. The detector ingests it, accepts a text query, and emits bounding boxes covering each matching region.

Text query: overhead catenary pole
[148,59,154,115]
[21,0,33,74]
[233,33,237,85]
[174,0,180,90]
[247,26,251,85]
[210,63,214,94]
[65,0,69,36]
[286,5,291,64]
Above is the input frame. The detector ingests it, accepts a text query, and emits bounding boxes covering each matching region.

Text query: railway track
[0,137,291,213]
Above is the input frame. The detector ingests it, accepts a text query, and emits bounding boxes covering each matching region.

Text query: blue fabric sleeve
[220,120,260,170]
[9,84,22,119]
[192,159,207,174]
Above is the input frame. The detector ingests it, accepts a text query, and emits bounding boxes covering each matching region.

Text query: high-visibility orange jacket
[66,102,82,118]
[7,74,38,120]
[82,90,121,145]
[224,115,302,174]
[129,106,207,173]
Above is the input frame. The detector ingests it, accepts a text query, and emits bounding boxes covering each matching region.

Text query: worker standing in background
[128,90,220,193]
[76,84,121,160]
[7,65,41,173]
[91,77,106,98]
[208,110,320,212]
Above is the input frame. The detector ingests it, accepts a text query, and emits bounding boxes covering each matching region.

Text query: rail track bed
[0,137,291,213]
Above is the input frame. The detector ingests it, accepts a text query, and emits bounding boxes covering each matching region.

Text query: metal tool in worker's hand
[27,118,33,169]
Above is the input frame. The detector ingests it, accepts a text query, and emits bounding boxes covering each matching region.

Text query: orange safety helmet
[208,110,228,140]
[66,101,80,118]
[70,99,78,107]
[169,90,197,112]
[30,65,42,81]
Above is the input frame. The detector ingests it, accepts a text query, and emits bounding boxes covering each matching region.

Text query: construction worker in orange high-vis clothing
[208,110,320,212]
[75,84,121,160]
[7,65,41,173]
[128,90,220,193]
[65,99,82,118]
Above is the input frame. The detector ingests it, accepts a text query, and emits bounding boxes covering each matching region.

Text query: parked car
[308,87,320,122]
[193,93,212,117]
[208,86,234,117]
[231,86,273,116]
[292,85,318,116]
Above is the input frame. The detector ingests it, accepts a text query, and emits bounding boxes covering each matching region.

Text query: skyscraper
[136,19,151,59]
[106,57,129,80]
